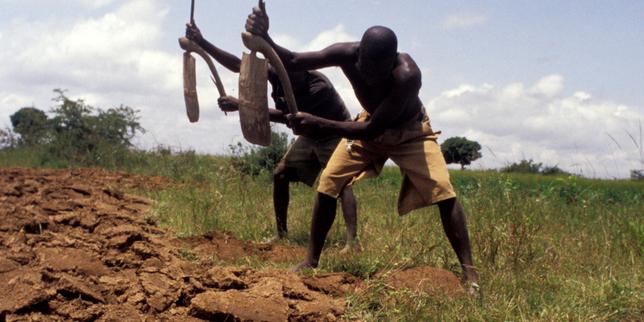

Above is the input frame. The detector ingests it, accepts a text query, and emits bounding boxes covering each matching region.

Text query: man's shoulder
[306,71,336,94]
[393,53,421,87]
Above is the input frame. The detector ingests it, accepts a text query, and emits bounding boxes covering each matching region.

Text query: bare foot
[262,234,286,244]
[339,241,362,255]
[291,260,317,273]
[465,280,481,299]
[463,264,479,284]
[462,264,481,298]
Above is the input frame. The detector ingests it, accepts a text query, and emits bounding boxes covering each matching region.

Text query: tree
[46,89,144,165]
[9,107,50,146]
[441,136,482,170]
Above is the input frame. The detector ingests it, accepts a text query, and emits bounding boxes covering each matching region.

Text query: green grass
[1,147,642,321]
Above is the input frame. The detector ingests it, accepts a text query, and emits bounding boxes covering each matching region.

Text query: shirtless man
[245,1,479,287]
[186,23,360,252]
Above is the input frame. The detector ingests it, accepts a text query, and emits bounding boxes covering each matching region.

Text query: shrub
[5,89,144,167]
[541,165,569,176]
[228,130,290,176]
[501,159,542,174]
[0,128,18,149]
[502,159,570,176]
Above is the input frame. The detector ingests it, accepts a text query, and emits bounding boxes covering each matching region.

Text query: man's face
[357,52,395,85]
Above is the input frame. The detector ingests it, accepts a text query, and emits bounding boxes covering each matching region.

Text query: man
[185,23,360,252]
[245,1,479,288]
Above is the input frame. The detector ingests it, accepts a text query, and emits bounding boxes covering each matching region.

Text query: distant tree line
[0,91,576,177]
[501,159,568,175]
[438,136,569,176]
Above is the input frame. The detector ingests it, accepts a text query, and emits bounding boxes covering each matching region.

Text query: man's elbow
[359,126,382,141]
[286,54,304,70]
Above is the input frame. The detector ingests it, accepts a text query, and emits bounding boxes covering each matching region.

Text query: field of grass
[1,147,642,321]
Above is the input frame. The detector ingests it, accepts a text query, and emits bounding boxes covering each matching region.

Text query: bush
[5,89,145,167]
[229,130,290,176]
[0,128,18,149]
[501,159,542,174]
[541,165,569,176]
[502,159,570,176]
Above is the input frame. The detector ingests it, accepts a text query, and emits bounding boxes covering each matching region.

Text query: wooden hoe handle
[241,32,298,115]
[178,37,227,97]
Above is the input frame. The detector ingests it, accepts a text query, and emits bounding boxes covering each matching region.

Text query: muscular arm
[264,36,356,71]
[246,1,354,71]
[319,83,419,140]
[218,95,288,124]
[186,23,242,72]
[196,38,242,73]
[292,62,422,140]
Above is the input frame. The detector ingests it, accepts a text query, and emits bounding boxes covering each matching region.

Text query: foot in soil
[465,281,481,298]
[291,260,317,273]
[462,264,481,298]
[261,234,286,244]
[339,241,362,255]
[463,264,479,283]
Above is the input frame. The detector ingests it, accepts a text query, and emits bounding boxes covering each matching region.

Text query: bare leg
[339,186,360,254]
[272,165,291,240]
[437,197,479,285]
[292,192,337,271]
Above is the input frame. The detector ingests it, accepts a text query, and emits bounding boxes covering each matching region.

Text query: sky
[1,0,643,178]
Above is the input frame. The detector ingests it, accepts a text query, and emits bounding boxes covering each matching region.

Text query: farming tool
[238,31,298,146]
[179,0,227,123]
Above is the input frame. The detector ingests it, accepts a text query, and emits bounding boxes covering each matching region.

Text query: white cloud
[271,34,301,51]
[303,25,361,115]
[529,74,564,97]
[426,75,643,178]
[442,12,489,30]
[0,0,242,154]
[304,24,356,51]
[75,0,116,9]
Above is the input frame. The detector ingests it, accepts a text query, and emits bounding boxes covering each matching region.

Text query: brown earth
[0,167,464,321]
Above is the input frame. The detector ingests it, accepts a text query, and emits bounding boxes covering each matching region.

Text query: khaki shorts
[278,135,342,186]
[317,111,456,215]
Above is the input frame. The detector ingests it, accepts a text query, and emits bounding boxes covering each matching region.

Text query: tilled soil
[0,167,464,321]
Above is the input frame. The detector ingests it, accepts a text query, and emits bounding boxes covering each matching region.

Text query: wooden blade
[242,32,297,114]
[183,52,199,123]
[238,52,271,146]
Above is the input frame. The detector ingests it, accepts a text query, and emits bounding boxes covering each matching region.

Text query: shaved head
[360,26,398,60]
[357,26,398,84]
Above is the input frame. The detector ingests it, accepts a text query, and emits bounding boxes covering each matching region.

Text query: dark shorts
[277,135,342,186]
